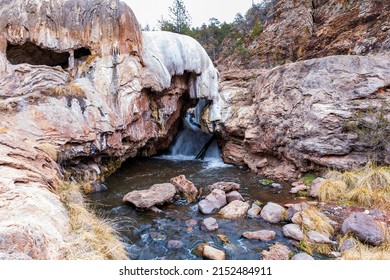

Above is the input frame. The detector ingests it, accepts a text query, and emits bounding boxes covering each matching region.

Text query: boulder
[261,243,292,260]
[242,230,276,241]
[167,240,184,249]
[291,211,315,229]
[307,231,333,244]
[83,182,108,194]
[341,212,385,246]
[291,252,314,260]
[282,224,304,241]
[219,200,250,219]
[201,217,218,231]
[309,178,326,197]
[247,204,261,218]
[170,175,198,202]
[198,189,227,214]
[202,245,226,260]
[339,238,356,253]
[260,202,286,223]
[208,182,240,193]
[290,183,308,194]
[123,183,176,209]
[285,202,309,221]
[226,191,244,203]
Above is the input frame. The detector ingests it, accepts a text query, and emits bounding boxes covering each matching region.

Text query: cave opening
[6,42,92,69]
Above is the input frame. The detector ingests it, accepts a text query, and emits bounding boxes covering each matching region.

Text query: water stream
[88,115,312,260]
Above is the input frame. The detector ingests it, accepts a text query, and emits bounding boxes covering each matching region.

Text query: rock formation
[0,0,221,259]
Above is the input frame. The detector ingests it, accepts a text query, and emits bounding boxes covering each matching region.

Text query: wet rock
[198,189,227,214]
[282,224,304,241]
[185,219,197,227]
[328,251,341,259]
[261,243,292,260]
[291,252,314,260]
[219,200,250,219]
[170,175,198,202]
[309,178,326,197]
[260,202,286,223]
[201,217,218,231]
[226,191,244,203]
[247,204,261,218]
[202,245,226,260]
[208,182,240,193]
[339,238,356,253]
[242,230,276,241]
[167,240,184,249]
[123,183,176,209]
[285,202,309,221]
[341,212,385,246]
[271,183,283,189]
[290,183,308,194]
[307,231,333,244]
[150,206,163,214]
[83,182,108,194]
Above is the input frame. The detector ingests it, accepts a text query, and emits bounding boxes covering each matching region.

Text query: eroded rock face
[0,0,221,259]
[218,55,390,180]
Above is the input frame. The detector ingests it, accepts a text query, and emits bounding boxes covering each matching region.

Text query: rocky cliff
[0,0,220,259]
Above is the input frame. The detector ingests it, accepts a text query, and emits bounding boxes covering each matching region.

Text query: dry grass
[56,183,128,260]
[36,142,58,161]
[324,163,390,209]
[43,82,85,99]
[301,207,334,236]
[340,233,390,260]
[318,179,347,202]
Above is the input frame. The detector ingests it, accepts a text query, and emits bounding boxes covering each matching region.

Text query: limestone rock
[170,175,198,202]
[208,182,240,193]
[198,189,227,214]
[260,202,286,223]
[123,183,176,209]
[247,204,261,218]
[282,224,304,241]
[291,253,314,260]
[261,243,292,260]
[219,200,250,219]
[202,245,226,260]
[242,230,276,241]
[201,217,218,231]
[226,191,244,203]
[341,212,385,246]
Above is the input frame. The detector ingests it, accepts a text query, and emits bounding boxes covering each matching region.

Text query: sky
[123,0,261,29]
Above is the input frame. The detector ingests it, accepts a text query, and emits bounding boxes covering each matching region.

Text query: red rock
[170,175,198,202]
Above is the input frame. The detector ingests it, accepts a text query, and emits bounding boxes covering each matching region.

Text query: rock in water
[226,191,244,203]
[282,224,304,241]
[291,253,314,260]
[260,202,286,223]
[167,240,184,249]
[341,212,385,246]
[219,200,250,219]
[247,204,261,218]
[123,183,176,209]
[242,230,276,241]
[198,189,227,214]
[202,245,226,260]
[201,217,219,231]
[207,182,240,193]
[261,243,292,260]
[170,175,198,202]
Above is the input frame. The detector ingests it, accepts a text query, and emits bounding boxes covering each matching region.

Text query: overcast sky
[123,0,261,29]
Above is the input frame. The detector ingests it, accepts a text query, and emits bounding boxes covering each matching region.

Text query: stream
[88,115,312,260]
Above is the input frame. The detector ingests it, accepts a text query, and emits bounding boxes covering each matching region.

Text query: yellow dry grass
[318,179,347,202]
[36,142,58,161]
[43,82,85,99]
[340,232,390,260]
[301,207,334,236]
[56,183,128,260]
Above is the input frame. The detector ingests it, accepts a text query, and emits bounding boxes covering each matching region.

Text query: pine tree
[160,0,192,35]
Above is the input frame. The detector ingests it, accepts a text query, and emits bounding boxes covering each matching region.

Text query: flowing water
[88,116,313,260]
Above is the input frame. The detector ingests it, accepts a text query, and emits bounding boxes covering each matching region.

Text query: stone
[271,183,283,189]
[207,182,240,193]
[202,245,226,260]
[285,202,309,221]
[292,212,315,229]
[289,183,308,194]
[201,217,218,231]
[260,202,286,223]
[339,238,356,253]
[261,243,292,260]
[328,251,341,258]
[226,191,244,203]
[167,240,184,249]
[219,200,250,219]
[198,189,227,214]
[123,183,176,209]
[185,219,197,227]
[291,253,314,260]
[83,182,108,194]
[309,178,326,197]
[170,175,198,202]
[307,231,334,244]
[247,204,261,218]
[282,224,304,241]
[242,230,276,241]
[341,212,385,246]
